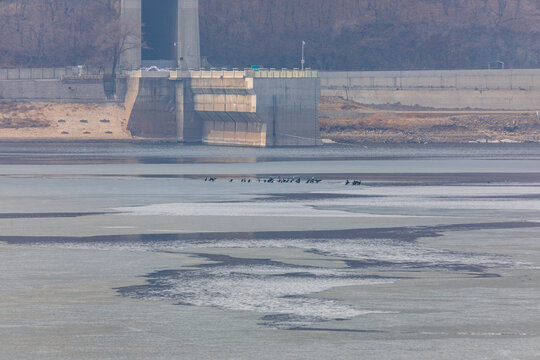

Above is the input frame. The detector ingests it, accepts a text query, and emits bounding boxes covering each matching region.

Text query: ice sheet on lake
[118,264,392,328]
[113,201,413,218]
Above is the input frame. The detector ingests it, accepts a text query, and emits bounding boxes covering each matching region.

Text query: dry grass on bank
[318,97,540,144]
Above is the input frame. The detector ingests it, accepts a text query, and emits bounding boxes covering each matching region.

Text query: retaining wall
[0,77,126,102]
[320,69,540,110]
[0,79,107,101]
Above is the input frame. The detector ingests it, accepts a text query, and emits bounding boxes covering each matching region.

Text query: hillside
[0,0,119,68]
[202,0,540,70]
[1,0,540,70]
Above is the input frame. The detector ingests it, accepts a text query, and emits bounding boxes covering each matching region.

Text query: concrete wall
[254,78,321,146]
[184,75,262,145]
[320,69,540,110]
[0,77,127,102]
[127,77,178,139]
[200,112,266,146]
[0,79,107,101]
[176,79,202,142]
[190,77,256,112]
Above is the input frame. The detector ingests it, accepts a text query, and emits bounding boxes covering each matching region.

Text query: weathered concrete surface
[0,79,108,102]
[254,78,321,146]
[200,111,266,146]
[183,73,263,146]
[176,79,202,142]
[320,69,540,110]
[126,76,177,139]
[190,78,256,113]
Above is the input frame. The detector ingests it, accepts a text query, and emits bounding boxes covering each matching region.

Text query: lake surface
[1,142,539,359]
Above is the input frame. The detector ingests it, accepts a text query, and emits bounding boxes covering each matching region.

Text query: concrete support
[127,77,177,139]
[177,0,201,70]
[105,70,321,146]
[254,78,321,146]
[175,81,185,141]
[120,0,142,70]
[176,79,202,141]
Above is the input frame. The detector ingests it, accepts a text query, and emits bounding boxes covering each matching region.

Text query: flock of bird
[203,177,362,185]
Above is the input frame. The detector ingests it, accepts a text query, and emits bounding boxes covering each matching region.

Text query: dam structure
[2,1,540,143]
[119,0,321,146]
[0,0,321,146]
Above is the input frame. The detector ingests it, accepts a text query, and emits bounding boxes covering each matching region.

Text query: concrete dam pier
[3,0,539,144]
[120,0,321,146]
[127,69,321,146]
[0,0,322,146]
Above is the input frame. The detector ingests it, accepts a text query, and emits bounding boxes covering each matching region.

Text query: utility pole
[301,41,306,71]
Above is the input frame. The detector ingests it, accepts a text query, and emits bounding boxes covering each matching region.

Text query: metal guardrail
[170,68,319,80]
[0,66,105,80]
[246,69,318,78]
[61,75,104,80]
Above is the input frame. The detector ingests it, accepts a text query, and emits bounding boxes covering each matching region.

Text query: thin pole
[301,41,305,71]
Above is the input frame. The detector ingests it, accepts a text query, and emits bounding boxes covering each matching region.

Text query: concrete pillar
[176,80,186,141]
[120,0,142,70]
[176,79,202,142]
[177,0,201,70]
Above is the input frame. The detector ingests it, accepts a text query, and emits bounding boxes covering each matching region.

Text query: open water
[0,142,539,359]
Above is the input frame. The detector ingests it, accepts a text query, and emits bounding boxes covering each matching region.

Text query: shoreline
[319,96,540,144]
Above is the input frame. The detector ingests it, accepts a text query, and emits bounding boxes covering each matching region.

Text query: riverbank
[319,97,540,144]
[2,96,540,145]
[0,101,130,140]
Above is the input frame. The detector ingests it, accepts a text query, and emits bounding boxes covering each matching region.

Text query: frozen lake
[0,143,539,359]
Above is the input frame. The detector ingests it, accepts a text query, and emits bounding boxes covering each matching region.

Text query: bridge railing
[246,68,318,78]
[172,68,319,79]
